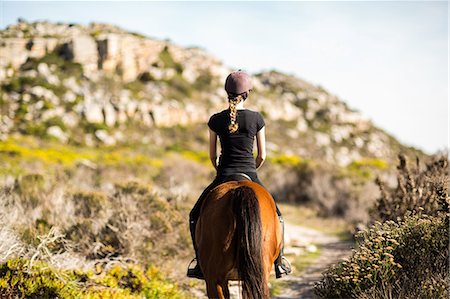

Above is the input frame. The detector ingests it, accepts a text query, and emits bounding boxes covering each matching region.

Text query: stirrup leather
[187,258,197,270]
[275,214,292,278]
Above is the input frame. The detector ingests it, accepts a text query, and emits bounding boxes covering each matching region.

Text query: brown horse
[196,180,282,299]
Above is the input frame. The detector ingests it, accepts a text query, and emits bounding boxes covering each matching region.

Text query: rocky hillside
[0,19,422,168]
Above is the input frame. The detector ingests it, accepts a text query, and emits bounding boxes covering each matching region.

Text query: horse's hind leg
[205,280,229,299]
[206,280,227,299]
[220,280,230,299]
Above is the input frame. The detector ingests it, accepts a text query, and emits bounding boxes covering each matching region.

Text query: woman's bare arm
[256,126,266,169]
[209,128,218,170]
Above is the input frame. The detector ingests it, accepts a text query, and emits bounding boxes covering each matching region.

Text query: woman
[187,70,291,279]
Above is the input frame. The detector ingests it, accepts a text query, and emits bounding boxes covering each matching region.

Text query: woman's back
[208,108,265,175]
[187,70,291,281]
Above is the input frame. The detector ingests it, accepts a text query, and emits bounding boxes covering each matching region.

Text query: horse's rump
[196,180,281,299]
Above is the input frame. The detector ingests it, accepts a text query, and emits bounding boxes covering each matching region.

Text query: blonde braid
[228,94,244,133]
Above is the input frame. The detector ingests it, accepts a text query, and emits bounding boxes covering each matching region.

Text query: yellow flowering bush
[0,258,188,298]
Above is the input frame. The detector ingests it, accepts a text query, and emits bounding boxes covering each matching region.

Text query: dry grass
[372,153,449,221]
[0,175,194,297]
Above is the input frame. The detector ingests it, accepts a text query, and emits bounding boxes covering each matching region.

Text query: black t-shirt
[208,109,265,175]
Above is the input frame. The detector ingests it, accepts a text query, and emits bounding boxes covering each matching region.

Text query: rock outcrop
[0,20,226,83]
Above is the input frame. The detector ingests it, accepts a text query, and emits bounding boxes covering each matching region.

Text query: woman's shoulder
[209,109,229,120]
[243,110,265,129]
[244,109,260,114]
[208,110,229,128]
[242,109,264,119]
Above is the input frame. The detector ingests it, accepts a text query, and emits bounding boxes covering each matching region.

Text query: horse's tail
[232,185,269,299]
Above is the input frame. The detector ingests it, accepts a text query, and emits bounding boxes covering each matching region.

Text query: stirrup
[275,256,292,279]
[186,258,204,279]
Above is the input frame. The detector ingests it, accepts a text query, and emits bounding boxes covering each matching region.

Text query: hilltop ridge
[0,19,422,167]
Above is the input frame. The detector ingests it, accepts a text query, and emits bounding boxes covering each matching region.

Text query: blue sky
[1,1,448,154]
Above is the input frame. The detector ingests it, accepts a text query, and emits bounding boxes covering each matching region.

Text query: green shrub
[18,116,67,140]
[316,153,450,298]
[80,120,109,134]
[150,211,173,233]
[114,181,153,195]
[14,173,46,208]
[3,75,67,97]
[193,70,212,87]
[21,52,83,78]
[65,220,95,250]
[1,77,22,93]
[20,121,48,138]
[192,69,219,92]
[64,94,83,110]
[44,116,68,132]
[96,220,124,258]
[20,218,53,247]
[158,46,183,73]
[315,212,448,298]
[125,80,146,98]
[72,190,107,218]
[164,74,192,99]
[65,218,124,260]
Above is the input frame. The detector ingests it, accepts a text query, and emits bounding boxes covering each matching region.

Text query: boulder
[37,63,50,77]
[63,77,82,94]
[47,126,68,142]
[83,95,103,123]
[62,91,77,103]
[103,103,116,127]
[29,86,59,105]
[95,129,116,145]
[0,39,29,70]
[119,36,138,81]
[71,34,98,74]
[62,112,79,128]
[27,38,58,58]
[315,132,331,147]
[97,33,120,72]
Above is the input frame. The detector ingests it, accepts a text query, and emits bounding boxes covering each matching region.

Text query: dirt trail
[190,223,354,299]
[272,224,354,299]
